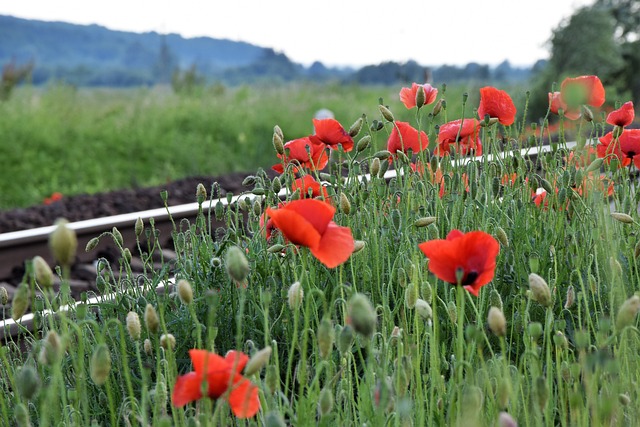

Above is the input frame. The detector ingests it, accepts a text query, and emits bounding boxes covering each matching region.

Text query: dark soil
[0,171,265,233]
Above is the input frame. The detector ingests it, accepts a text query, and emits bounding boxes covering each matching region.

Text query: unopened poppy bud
[496,378,511,409]
[586,158,604,173]
[144,304,160,334]
[242,175,257,186]
[11,282,30,320]
[379,105,395,122]
[144,339,152,355]
[498,412,517,427]
[529,273,552,307]
[253,200,262,217]
[214,201,224,220]
[611,212,634,224]
[582,105,594,122]
[126,311,141,340]
[610,257,623,277]
[528,322,543,341]
[414,216,436,227]
[176,279,193,305]
[160,333,176,350]
[49,218,77,267]
[613,125,624,138]
[264,411,287,427]
[287,281,304,310]
[415,85,426,108]
[318,387,334,416]
[16,364,40,400]
[379,159,390,178]
[432,98,444,117]
[615,295,640,330]
[122,248,132,263]
[488,306,507,337]
[15,402,29,427]
[415,298,432,320]
[225,245,249,283]
[447,301,457,325]
[349,116,364,137]
[339,193,351,214]
[347,293,377,337]
[273,131,284,155]
[356,135,371,152]
[244,346,272,376]
[539,178,553,194]
[0,286,8,305]
[553,331,568,349]
[534,376,548,411]
[317,317,335,359]
[267,243,285,253]
[421,280,432,301]
[496,227,509,247]
[90,343,112,386]
[489,289,503,311]
[404,281,418,309]
[265,365,280,394]
[370,157,381,177]
[135,217,144,237]
[338,324,355,354]
[352,240,366,253]
[32,255,54,289]
[196,183,207,204]
[39,330,64,366]
[111,227,123,247]
[564,285,575,309]
[85,237,100,252]
[619,393,631,406]
[374,150,391,160]
[271,176,282,193]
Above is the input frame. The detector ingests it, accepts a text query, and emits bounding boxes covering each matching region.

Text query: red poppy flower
[310,118,354,152]
[172,349,260,419]
[548,91,581,120]
[532,187,550,209]
[596,131,632,167]
[272,136,329,173]
[265,199,354,268]
[560,75,605,108]
[606,101,635,127]
[418,230,499,297]
[291,175,330,200]
[435,118,482,156]
[387,121,428,156]
[477,86,517,126]
[501,173,517,186]
[618,129,640,168]
[399,83,438,109]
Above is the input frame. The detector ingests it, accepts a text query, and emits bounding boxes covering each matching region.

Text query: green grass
[2,80,639,426]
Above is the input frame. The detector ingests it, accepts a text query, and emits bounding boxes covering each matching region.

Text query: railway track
[0,141,578,339]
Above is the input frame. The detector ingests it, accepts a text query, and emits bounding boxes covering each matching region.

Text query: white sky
[0,0,595,68]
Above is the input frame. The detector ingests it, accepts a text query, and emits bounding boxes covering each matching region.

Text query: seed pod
[32,256,54,289]
[90,343,112,386]
[126,311,141,341]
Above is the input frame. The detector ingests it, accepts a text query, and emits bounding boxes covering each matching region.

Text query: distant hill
[0,15,533,87]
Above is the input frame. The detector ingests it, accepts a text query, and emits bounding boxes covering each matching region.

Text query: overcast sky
[0,0,594,68]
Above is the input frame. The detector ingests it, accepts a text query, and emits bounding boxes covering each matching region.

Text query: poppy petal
[172,372,203,407]
[418,240,462,284]
[283,199,335,235]
[224,350,250,374]
[227,378,260,418]
[309,222,354,268]
[266,207,322,248]
[189,349,226,373]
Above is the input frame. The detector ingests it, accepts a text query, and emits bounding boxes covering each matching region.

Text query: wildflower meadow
[2,75,640,426]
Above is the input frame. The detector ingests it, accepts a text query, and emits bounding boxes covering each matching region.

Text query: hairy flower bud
[272,131,284,155]
[160,333,176,350]
[349,116,364,137]
[196,183,207,204]
[339,193,351,215]
[564,285,575,309]
[11,282,30,320]
[144,304,160,334]
[615,295,640,330]
[265,365,279,395]
[488,306,507,337]
[0,286,8,305]
[529,273,552,307]
[356,135,371,152]
[432,98,444,117]
[244,346,272,376]
[489,288,503,312]
[415,85,426,108]
[318,387,334,416]
[287,281,304,310]
[317,317,335,359]
[225,246,249,284]
[338,324,355,354]
[16,364,40,400]
[49,218,77,267]
[496,227,509,247]
[135,217,144,237]
[144,338,152,355]
[348,293,377,337]
[90,343,112,386]
[413,216,437,227]
[352,240,366,253]
[404,281,418,309]
[415,298,433,320]
[85,237,100,252]
[32,256,54,289]
[126,311,142,341]
[611,212,634,224]
[370,157,381,177]
[379,105,395,122]
[39,330,64,366]
[176,279,193,305]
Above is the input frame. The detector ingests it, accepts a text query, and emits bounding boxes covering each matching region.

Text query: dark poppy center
[626,151,636,158]
[461,271,479,287]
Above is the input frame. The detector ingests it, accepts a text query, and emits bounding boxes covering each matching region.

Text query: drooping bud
[90,343,112,386]
[318,387,334,417]
[404,281,418,309]
[39,330,64,366]
[265,365,280,394]
[615,295,640,330]
[272,127,284,155]
[11,282,30,320]
[585,158,604,173]
[582,105,594,122]
[15,364,40,400]
[244,346,272,376]
[339,193,351,215]
[528,322,543,341]
[160,333,176,350]
[0,286,8,305]
[379,105,395,122]
[611,212,634,224]
[287,281,304,310]
[225,246,250,284]
[14,403,29,427]
[176,279,193,305]
[415,298,433,320]
[126,311,142,341]
[135,217,144,237]
[432,98,444,117]
[496,377,512,409]
[144,304,160,334]
[111,227,123,247]
[564,285,575,309]
[49,218,78,267]
[488,306,507,337]
[338,324,355,354]
[352,240,366,253]
[496,227,509,247]
[348,116,364,137]
[447,301,457,325]
[413,216,437,227]
[370,157,381,177]
[196,183,207,204]
[529,273,552,307]
[85,237,100,252]
[144,339,152,355]
[317,317,335,359]
[356,135,371,153]
[347,293,377,337]
[32,256,54,289]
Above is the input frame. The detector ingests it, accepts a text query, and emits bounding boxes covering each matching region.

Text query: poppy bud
[347,293,377,337]
[373,150,392,160]
[496,227,509,247]
[488,306,507,337]
[111,227,123,247]
[413,216,436,227]
[318,387,334,416]
[15,403,29,427]
[11,282,30,320]
[611,212,634,224]
[155,372,168,409]
[352,240,366,253]
[447,301,457,325]
[264,411,287,427]
[90,343,112,386]
[534,376,548,411]
[85,237,100,252]
[553,331,568,349]
[415,86,426,108]
[126,311,141,341]
[404,281,418,309]
[498,412,517,427]
[242,175,257,186]
[122,248,132,264]
[0,286,8,305]
[564,285,575,309]
[528,322,543,341]
[379,159,390,178]
[529,273,552,307]
[582,105,594,122]
[489,289,503,312]
[273,131,284,156]
[370,157,381,177]
[271,176,282,194]
[496,378,511,409]
[49,218,77,267]
[585,158,604,173]
[356,135,371,153]
[253,200,262,217]
[145,304,160,334]
[32,255,54,289]
[144,338,152,355]
[265,364,280,394]
[244,346,272,376]
[610,257,623,277]
[619,393,631,406]
[379,105,395,122]
[539,178,553,194]
[176,279,193,305]
[214,201,224,221]
[288,281,304,310]
[349,116,364,137]
[415,299,432,320]
[267,243,285,253]
[196,183,207,204]
[225,245,249,284]
[339,193,351,214]
[135,217,144,237]
[160,333,176,350]
[432,98,444,117]
[615,295,640,330]
[317,317,335,359]
[16,364,40,400]
[338,324,355,354]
